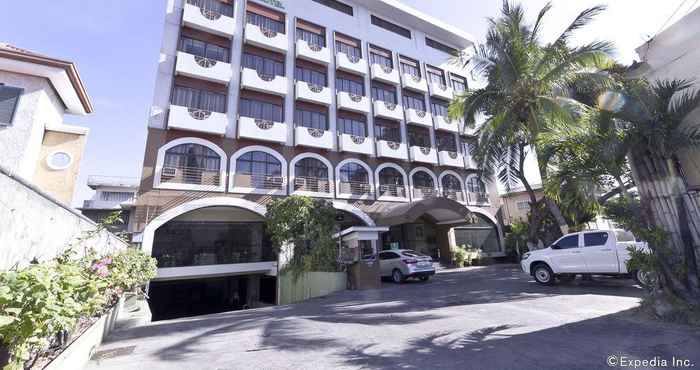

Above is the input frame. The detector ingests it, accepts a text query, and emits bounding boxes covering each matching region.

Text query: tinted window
[312,0,353,16]
[371,15,411,39]
[556,235,579,249]
[380,252,399,260]
[584,232,609,247]
[0,85,23,125]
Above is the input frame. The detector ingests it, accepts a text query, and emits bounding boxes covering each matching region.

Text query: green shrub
[453,247,467,267]
[453,245,481,267]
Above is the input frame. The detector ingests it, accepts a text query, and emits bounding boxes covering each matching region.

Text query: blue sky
[0,0,696,205]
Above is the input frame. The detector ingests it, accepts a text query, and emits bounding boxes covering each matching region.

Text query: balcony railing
[161,166,221,186]
[338,181,374,197]
[467,191,490,206]
[186,0,234,18]
[443,189,466,203]
[294,176,333,194]
[233,173,285,190]
[378,184,407,198]
[413,187,437,200]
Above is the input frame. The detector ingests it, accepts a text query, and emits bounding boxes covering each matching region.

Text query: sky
[1,0,698,205]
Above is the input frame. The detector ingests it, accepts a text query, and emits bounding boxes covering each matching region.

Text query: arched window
[339,163,370,196]
[412,171,436,199]
[442,174,463,202]
[162,143,221,185]
[294,157,330,193]
[378,167,406,198]
[235,151,283,190]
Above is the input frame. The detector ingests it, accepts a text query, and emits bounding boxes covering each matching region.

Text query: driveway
[87,265,700,370]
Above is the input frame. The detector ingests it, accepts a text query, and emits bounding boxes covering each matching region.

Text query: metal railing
[413,187,437,199]
[294,176,333,194]
[378,184,407,198]
[338,181,374,196]
[467,191,490,206]
[87,175,139,188]
[443,190,466,203]
[233,173,285,190]
[186,0,234,17]
[161,166,220,186]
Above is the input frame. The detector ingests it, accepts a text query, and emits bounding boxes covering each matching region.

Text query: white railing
[378,184,407,198]
[413,187,437,199]
[443,190,466,203]
[233,174,285,190]
[294,176,333,194]
[161,166,220,186]
[467,191,490,206]
[338,181,374,196]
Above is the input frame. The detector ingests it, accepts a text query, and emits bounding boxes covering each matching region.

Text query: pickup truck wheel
[634,269,656,288]
[533,264,555,285]
[557,274,576,283]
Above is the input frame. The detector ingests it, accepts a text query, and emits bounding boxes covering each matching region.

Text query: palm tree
[449,1,614,249]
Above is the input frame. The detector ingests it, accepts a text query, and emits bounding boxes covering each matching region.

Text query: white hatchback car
[379,249,436,283]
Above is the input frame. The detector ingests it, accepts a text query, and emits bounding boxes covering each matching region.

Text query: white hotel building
[135,0,503,319]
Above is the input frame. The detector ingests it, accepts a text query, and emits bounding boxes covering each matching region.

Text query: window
[374,119,401,142]
[402,90,426,111]
[431,99,449,117]
[100,192,134,202]
[172,86,226,113]
[294,107,327,130]
[371,15,411,39]
[178,36,230,62]
[336,76,364,95]
[239,98,284,122]
[242,53,285,77]
[335,38,361,61]
[295,66,326,86]
[400,58,421,77]
[584,232,609,247]
[436,132,457,152]
[164,143,221,179]
[371,83,397,104]
[516,201,530,211]
[555,235,580,249]
[186,0,233,17]
[296,20,326,48]
[369,45,393,68]
[339,163,368,183]
[379,251,399,260]
[236,151,282,177]
[467,176,486,193]
[246,11,285,34]
[426,37,459,56]
[413,171,434,189]
[442,175,462,192]
[312,0,353,16]
[408,126,430,147]
[0,85,23,125]
[379,168,404,187]
[338,116,366,137]
[295,158,328,180]
[360,240,376,260]
[426,66,446,87]
[46,152,72,170]
[451,75,468,94]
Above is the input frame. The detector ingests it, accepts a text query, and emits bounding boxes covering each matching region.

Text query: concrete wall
[278,271,346,305]
[500,190,544,226]
[33,130,87,204]
[0,70,65,179]
[0,167,129,270]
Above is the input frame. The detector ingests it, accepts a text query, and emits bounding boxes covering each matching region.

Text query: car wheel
[419,276,430,282]
[558,274,576,283]
[392,269,405,284]
[634,269,656,288]
[533,264,555,285]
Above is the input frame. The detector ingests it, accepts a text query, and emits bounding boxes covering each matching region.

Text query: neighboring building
[632,7,700,191]
[499,185,544,226]
[135,0,504,319]
[79,176,139,240]
[0,43,93,205]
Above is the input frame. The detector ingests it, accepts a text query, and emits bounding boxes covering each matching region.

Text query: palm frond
[553,5,607,45]
[530,2,553,44]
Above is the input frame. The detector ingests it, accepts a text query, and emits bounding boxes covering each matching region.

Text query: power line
[641,0,697,60]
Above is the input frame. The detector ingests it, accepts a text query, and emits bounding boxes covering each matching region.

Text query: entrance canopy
[375,197,473,226]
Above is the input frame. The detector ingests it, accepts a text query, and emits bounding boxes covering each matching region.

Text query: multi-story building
[135,0,503,319]
[79,176,139,240]
[499,185,544,226]
[0,43,92,205]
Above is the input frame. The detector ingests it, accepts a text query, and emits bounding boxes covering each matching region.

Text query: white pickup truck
[521,229,650,285]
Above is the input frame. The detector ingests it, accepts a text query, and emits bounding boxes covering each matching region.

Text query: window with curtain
[295,158,329,180]
[400,60,420,77]
[338,117,366,137]
[187,0,234,17]
[336,40,361,60]
[239,98,284,122]
[295,66,327,86]
[413,171,434,188]
[436,132,457,152]
[369,48,393,68]
[402,91,426,111]
[374,119,401,142]
[442,175,462,192]
[408,126,430,147]
[452,76,467,93]
[294,108,328,130]
[164,143,221,171]
[242,53,285,77]
[467,177,486,193]
[296,28,326,48]
[336,77,364,95]
[431,99,449,117]
[236,151,282,177]
[426,67,446,86]
[172,86,226,113]
[379,168,404,186]
[246,12,285,34]
[178,36,230,62]
[339,163,368,183]
[371,84,396,104]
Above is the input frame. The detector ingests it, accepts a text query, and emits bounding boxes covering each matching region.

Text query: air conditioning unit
[162,167,177,177]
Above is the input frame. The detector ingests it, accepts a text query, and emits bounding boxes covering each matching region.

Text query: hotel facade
[135,0,504,319]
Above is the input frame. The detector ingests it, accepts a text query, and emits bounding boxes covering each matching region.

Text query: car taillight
[403,258,418,264]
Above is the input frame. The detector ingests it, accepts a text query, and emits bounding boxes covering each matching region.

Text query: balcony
[296,39,331,65]
[467,191,491,206]
[182,2,235,39]
[373,100,404,121]
[338,134,373,155]
[405,108,432,127]
[175,52,232,85]
[167,104,228,135]
[409,146,438,165]
[232,173,286,195]
[370,64,400,85]
[337,91,371,114]
[238,116,287,143]
[401,74,429,93]
[434,115,460,133]
[240,68,287,96]
[244,23,288,54]
[413,186,438,200]
[338,181,374,199]
[293,176,334,196]
[377,184,408,199]
[160,166,222,190]
[376,140,408,161]
[438,151,465,168]
[443,189,466,203]
[295,126,334,150]
[336,53,368,75]
[82,199,133,210]
[295,81,332,106]
[429,82,454,100]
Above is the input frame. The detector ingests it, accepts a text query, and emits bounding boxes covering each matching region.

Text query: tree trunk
[628,152,700,306]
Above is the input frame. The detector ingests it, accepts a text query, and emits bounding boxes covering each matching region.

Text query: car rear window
[402,251,427,257]
[584,232,609,247]
[614,230,636,242]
